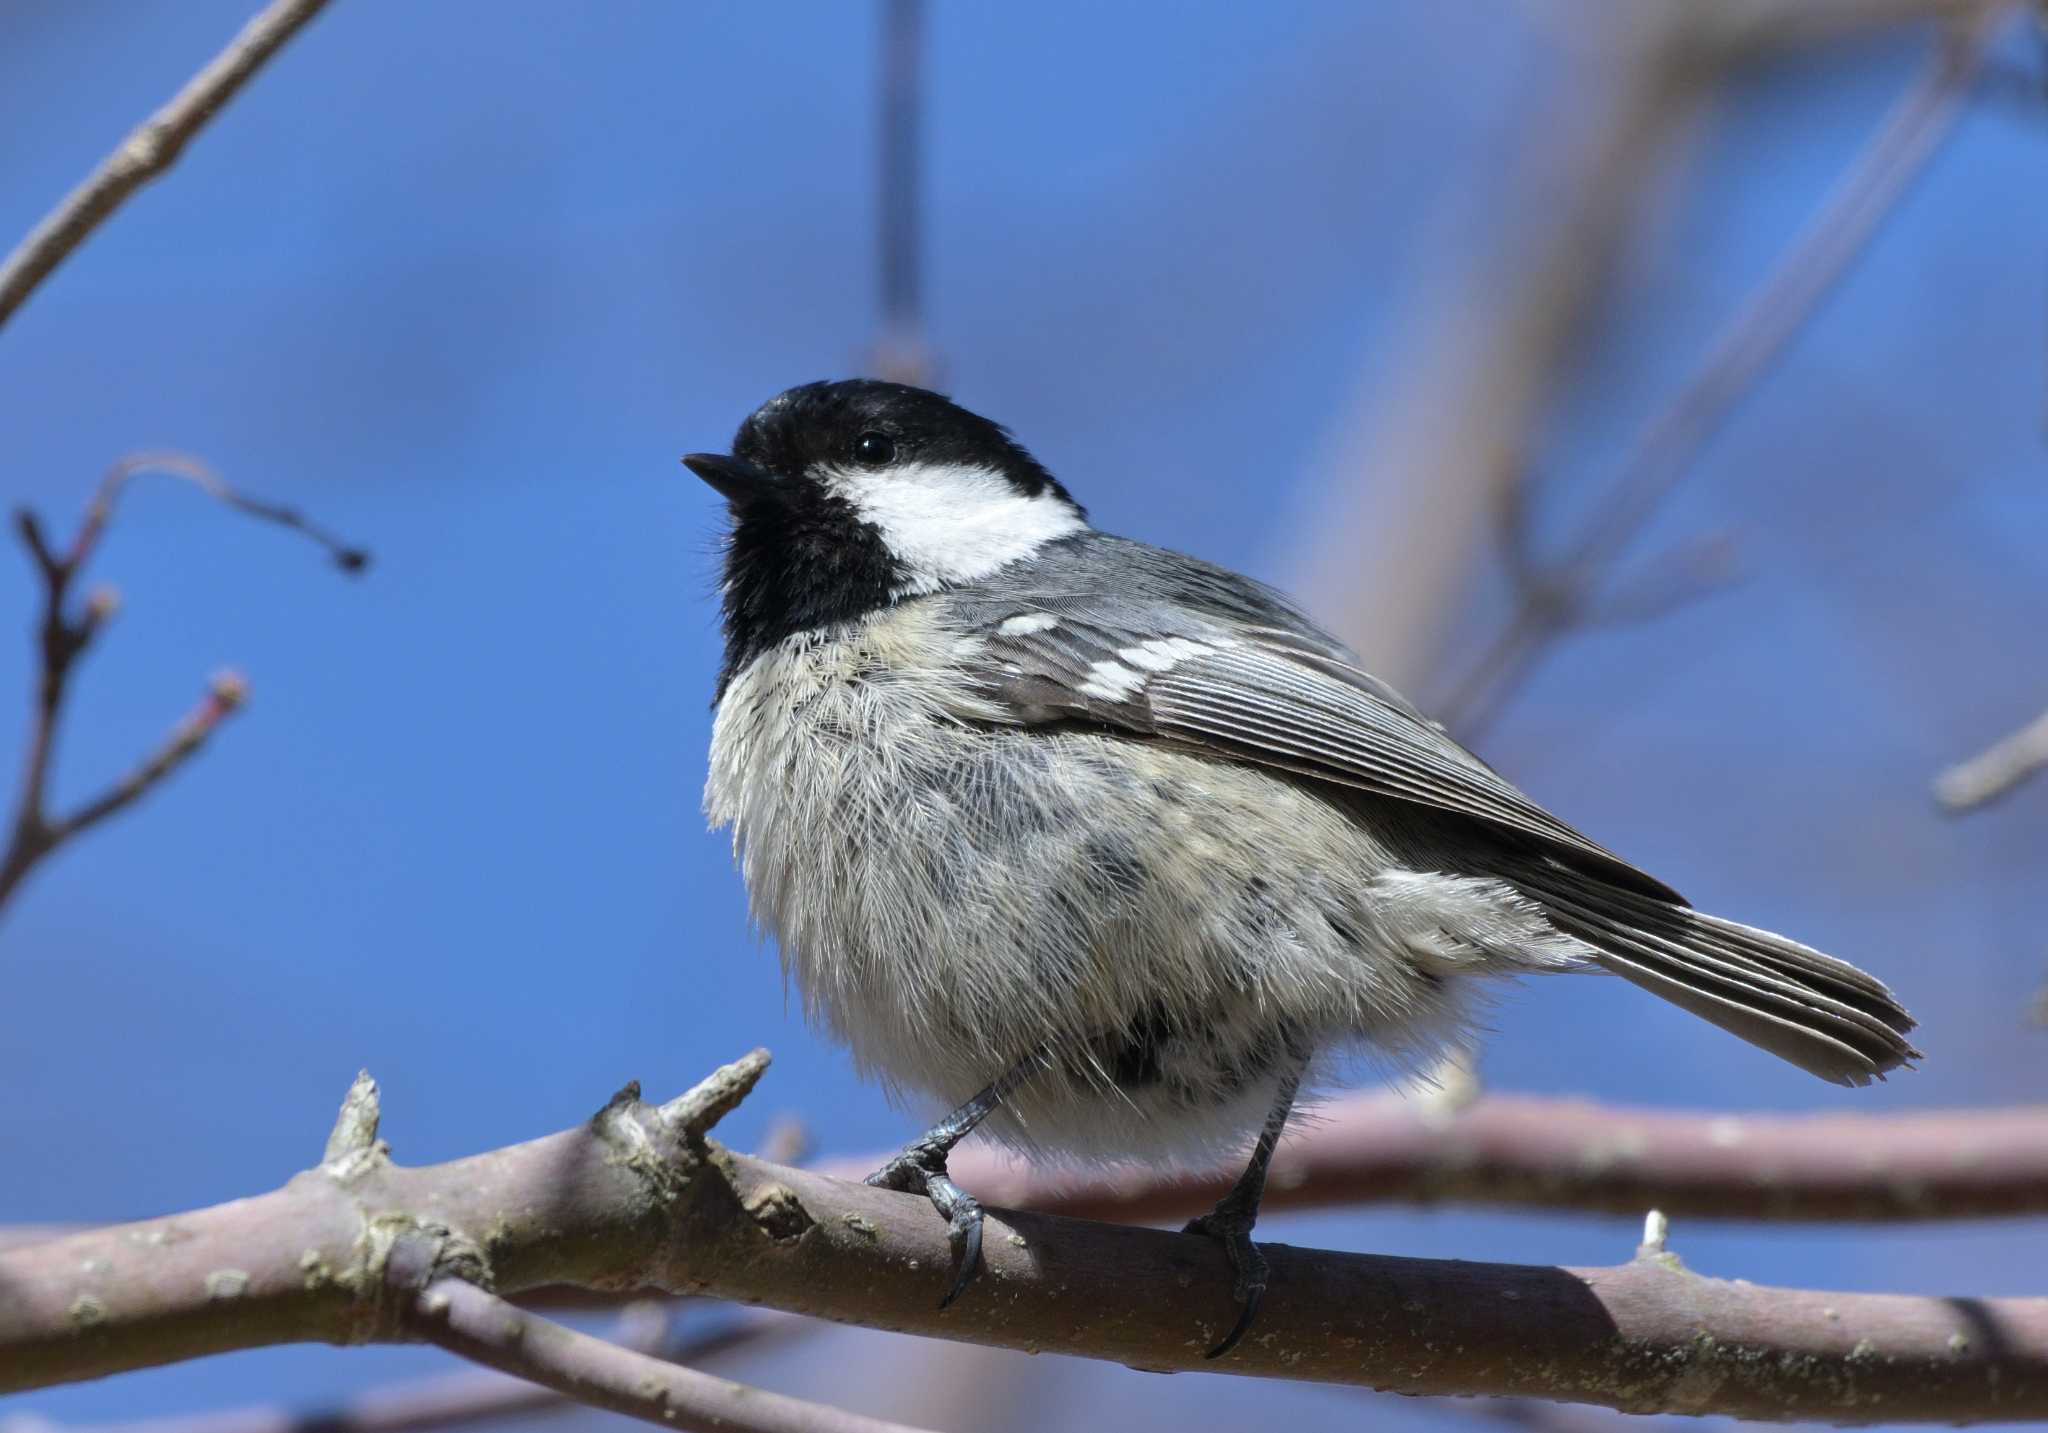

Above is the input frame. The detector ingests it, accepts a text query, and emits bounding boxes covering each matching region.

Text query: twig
[1934,703,2048,810]
[5,1054,2047,1422]
[0,0,335,332]
[1437,7,2007,738]
[43,672,248,849]
[81,452,369,574]
[410,1281,930,1433]
[0,454,365,917]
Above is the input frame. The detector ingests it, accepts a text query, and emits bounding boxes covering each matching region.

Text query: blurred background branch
[1296,4,1712,694]
[1936,702,2048,810]
[1299,0,2011,731]
[870,0,934,387]
[1441,4,2005,738]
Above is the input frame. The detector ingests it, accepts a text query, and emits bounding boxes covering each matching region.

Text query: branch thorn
[1637,1208,1672,1260]
[323,1070,383,1168]
[661,1049,772,1140]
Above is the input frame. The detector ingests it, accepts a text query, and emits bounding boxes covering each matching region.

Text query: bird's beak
[682,453,777,505]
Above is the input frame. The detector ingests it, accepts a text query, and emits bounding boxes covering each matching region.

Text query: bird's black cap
[686,379,1077,510]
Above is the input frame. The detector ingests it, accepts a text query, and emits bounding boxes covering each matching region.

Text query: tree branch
[1294,0,1999,695]
[1935,703,2048,811]
[0,1306,812,1433]
[0,0,335,333]
[1437,4,2008,738]
[0,456,365,919]
[869,0,936,388]
[818,1089,2048,1225]
[44,672,248,848]
[1705,0,2007,55]
[408,1279,930,1433]
[1294,3,1716,691]
[4,1053,2045,1423]
[5,1089,2043,1273]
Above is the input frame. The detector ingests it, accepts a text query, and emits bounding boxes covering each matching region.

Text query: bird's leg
[865,1049,1048,1308]
[1185,1052,1306,1359]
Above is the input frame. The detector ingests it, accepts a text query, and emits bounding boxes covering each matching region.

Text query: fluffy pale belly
[707,637,1566,1162]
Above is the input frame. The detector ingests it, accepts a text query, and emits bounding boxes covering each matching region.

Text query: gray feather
[1508,865,1917,1084]
[938,534,1917,1086]
[947,538,1676,900]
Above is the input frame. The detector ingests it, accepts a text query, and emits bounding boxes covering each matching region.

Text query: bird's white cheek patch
[828,462,1087,594]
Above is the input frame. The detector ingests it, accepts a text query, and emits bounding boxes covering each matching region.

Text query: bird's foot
[866,1140,985,1309]
[1184,1199,1269,1359]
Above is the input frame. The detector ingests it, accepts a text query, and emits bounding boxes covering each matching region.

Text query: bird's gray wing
[952,596,1683,904]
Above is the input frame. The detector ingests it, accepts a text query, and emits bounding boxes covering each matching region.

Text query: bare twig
[0,454,365,917]
[5,1056,2048,1422]
[1935,703,2048,810]
[43,671,249,850]
[0,0,335,332]
[410,1281,929,1433]
[1438,8,2006,737]
[83,452,369,574]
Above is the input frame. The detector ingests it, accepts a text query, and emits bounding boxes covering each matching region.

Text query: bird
[683,379,1918,1358]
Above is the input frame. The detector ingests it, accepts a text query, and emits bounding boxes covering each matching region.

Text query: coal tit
[685,380,1917,1357]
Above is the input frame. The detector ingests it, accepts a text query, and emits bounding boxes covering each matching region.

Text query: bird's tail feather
[1512,869,1919,1087]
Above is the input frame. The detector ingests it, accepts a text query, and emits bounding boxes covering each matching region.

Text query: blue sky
[2,4,2045,1430]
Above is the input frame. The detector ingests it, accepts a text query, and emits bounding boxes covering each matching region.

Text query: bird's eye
[853,431,896,467]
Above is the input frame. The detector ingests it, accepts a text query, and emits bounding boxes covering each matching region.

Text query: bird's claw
[866,1142,986,1308]
[1184,1203,1269,1358]
[864,1140,944,1194]
[934,1183,985,1308]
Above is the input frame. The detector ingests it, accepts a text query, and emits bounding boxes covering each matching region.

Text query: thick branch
[6,1091,2041,1274]
[2,1057,2043,1422]
[0,0,335,332]
[821,1090,2048,1225]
